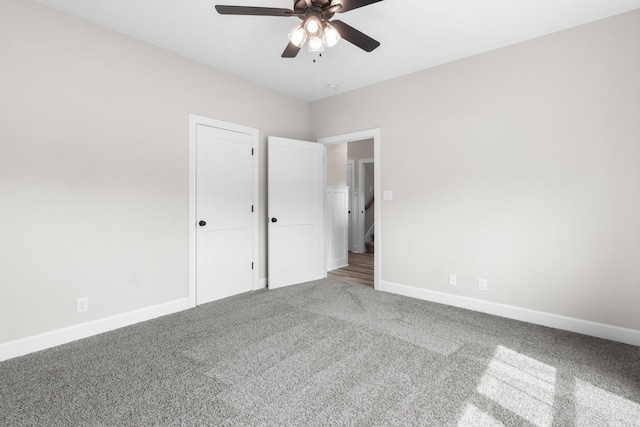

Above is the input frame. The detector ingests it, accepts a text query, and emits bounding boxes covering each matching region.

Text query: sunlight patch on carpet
[476,346,556,426]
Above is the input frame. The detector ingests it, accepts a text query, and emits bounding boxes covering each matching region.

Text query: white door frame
[188,114,259,308]
[318,129,381,290]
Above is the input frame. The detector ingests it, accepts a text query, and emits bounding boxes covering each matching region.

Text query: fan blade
[215,5,295,16]
[282,42,301,58]
[329,0,384,13]
[331,20,380,52]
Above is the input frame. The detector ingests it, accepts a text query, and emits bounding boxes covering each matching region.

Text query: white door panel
[268,136,325,289]
[327,187,349,270]
[196,124,254,304]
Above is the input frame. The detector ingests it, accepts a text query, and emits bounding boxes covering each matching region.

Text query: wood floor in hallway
[327,252,374,288]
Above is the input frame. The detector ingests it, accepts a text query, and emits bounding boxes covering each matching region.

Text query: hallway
[327,252,374,287]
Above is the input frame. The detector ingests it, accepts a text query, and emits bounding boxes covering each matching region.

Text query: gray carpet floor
[1,278,639,426]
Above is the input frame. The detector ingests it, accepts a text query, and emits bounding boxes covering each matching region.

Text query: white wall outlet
[383,190,393,200]
[449,274,457,286]
[76,297,89,313]
[478,279,488,292]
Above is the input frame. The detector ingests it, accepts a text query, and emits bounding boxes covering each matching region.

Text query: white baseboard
[257,278,268,290]
[379,280,640,347]
[327,261,349,272]
[0,298,190,362]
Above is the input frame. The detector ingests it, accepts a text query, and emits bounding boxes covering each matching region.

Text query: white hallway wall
[310,10,640,334]
[0,0,308,345]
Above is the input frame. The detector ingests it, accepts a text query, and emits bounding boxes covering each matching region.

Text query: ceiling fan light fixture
[288,24,307,47]
[307,36,325,52]
[321,22,341,47]
[215,0,383,59]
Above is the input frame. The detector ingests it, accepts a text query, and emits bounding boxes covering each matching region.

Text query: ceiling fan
[215,0,384,58]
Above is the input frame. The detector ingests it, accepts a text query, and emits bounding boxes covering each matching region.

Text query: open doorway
[320,130,379,289]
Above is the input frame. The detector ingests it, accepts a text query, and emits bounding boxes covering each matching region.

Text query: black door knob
[199,220,206,227]
[271,218,278,223]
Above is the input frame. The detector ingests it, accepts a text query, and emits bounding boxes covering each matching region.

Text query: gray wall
[347,139,374,192]
[310,10,640,331]
[326,142,347,187]
[0,0,308,343]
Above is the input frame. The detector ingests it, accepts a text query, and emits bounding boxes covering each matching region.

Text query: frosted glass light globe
[304,16,322,38]
[308,37,325,52]
[322,23,341,47]
[288,24,307,47]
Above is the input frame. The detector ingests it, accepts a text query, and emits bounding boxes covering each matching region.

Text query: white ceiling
[35,0,640,102]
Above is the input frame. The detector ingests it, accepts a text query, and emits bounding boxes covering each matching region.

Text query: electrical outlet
[478,279,488,292]
[449,274,457,286]
[76,297,89,313]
